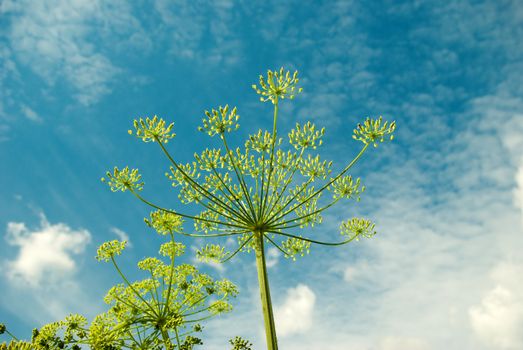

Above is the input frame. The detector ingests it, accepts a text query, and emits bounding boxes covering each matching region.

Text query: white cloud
[20,104,43,122]
[3,0,147,106]
[266,247,280,268]
[153,0,243,66]
[274,284,315,337]
[378,337,431,350]
[469,262,523,349]
[344,260,369,282]
[514,165,523,228]
[110,227,132,247]
[4,213,91,287]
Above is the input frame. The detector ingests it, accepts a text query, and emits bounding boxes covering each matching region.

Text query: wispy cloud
[20,105,43,123]
[110,227,132,247]
[153,0,243,66]
[2,0,148,106]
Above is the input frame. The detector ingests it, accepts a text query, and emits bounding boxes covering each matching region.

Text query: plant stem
[254,232,278,350]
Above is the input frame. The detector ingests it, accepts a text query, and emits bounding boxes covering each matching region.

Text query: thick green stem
[254,232,278,350]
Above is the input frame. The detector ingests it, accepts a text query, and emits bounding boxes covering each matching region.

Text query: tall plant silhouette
[102,68,395,350]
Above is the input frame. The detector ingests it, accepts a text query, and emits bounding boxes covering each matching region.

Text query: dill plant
[99,68,396,350]
[0,223,246,349]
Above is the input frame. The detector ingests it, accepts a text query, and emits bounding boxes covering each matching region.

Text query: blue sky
[1,1,523,349]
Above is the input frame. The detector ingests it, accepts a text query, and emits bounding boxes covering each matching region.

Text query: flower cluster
[299,154,332,180]
[101,166,144,192]
[96,240,127,262]
[289,122,325,150]
[159,241,185,258]
[129,115,176,143]
[194,149,224,171]
[252,67,302,103]
[144,209,184,235]
[198,105,240,137]
[340,218,376,240]
[281,236,311,260]
[196,244,229,263]
[18,315,87,350]
[229,336,253,350]
[245,130,282,154]
[352,116,396,147]
[328,175,365,200]
[0,341,33,349]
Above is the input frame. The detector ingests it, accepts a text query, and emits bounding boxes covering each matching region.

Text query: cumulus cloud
[469,262,523,349]
[275,284,315,337]
[4,213,91,287]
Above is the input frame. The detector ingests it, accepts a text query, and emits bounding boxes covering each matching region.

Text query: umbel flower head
[102,67,395,350]
[340,218,377,240]
[198,105,240,137]
[101,166,143,192]
[102,67,396,262]
[252,67,303,103]
[128,115,176,143]
[96,240,127,262]
[144,210,184,235]
[353,116,396,147]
